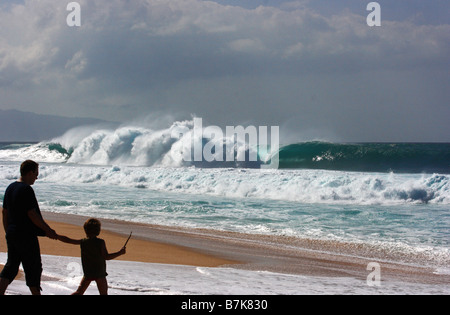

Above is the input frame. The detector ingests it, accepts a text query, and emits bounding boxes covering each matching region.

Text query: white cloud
[228,38,266,53]
[65,50,87,74]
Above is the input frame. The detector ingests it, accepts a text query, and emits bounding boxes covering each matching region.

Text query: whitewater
[1,253,448,295]
[0,121,449,294]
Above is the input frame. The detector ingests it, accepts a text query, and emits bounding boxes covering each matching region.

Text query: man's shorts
[0,235,42,288]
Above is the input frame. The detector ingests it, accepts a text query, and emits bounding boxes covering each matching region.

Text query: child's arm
[57,234,82,245]
[101,240,126,260]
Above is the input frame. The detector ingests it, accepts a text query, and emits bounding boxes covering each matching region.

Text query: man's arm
[27,209,57,239]
[1,207,7,233]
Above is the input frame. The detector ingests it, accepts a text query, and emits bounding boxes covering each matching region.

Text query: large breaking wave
[0,120,266,168]
[0,119,449,173]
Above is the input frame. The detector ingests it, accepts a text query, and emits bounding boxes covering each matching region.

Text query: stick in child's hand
[123,232,132,249]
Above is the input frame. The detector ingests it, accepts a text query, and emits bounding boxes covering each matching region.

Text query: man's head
[20,160,39,185]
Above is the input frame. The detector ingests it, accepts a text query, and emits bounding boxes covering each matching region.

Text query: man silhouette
[0,160,57,295]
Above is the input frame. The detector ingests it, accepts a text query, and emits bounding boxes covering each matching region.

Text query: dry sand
[0,214,238,268]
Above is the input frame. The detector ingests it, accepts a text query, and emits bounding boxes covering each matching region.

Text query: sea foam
[1,254,449,295]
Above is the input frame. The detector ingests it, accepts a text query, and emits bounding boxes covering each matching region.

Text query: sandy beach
[0,213,238,269]
[2,211,448,287]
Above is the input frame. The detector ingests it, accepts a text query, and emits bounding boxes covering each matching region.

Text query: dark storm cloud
[0,0,449,141]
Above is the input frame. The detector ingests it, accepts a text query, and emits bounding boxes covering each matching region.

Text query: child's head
[84,218,101,237]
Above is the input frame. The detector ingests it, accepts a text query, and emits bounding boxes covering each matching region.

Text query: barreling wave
[0,121,449,173]
[278,142,450,174]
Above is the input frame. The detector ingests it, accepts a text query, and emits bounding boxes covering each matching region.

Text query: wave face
[278,142,450,174]
[0,122,449,173]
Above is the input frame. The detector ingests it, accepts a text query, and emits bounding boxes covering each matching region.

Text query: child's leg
[72,277,92,295]
[95,277,108,295]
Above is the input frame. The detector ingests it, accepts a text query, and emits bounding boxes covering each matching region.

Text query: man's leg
[0,236,22,295]
[29,286,41,295]
[0,277,10,295]
[0,277,41,295]
[21,236,43,295]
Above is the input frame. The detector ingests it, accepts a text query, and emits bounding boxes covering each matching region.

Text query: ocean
[0,121,449,294]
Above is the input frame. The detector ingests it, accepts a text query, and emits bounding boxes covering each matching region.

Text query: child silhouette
[58,218,126,295]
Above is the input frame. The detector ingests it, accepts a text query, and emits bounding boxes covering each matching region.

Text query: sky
[0,0,449,142]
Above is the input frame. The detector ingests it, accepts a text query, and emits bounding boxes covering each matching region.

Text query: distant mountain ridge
[0,109,112,142]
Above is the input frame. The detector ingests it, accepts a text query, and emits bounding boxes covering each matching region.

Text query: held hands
[46,228,58,240]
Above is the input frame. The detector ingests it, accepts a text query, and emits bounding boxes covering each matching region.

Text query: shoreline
[2,211,449,286]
